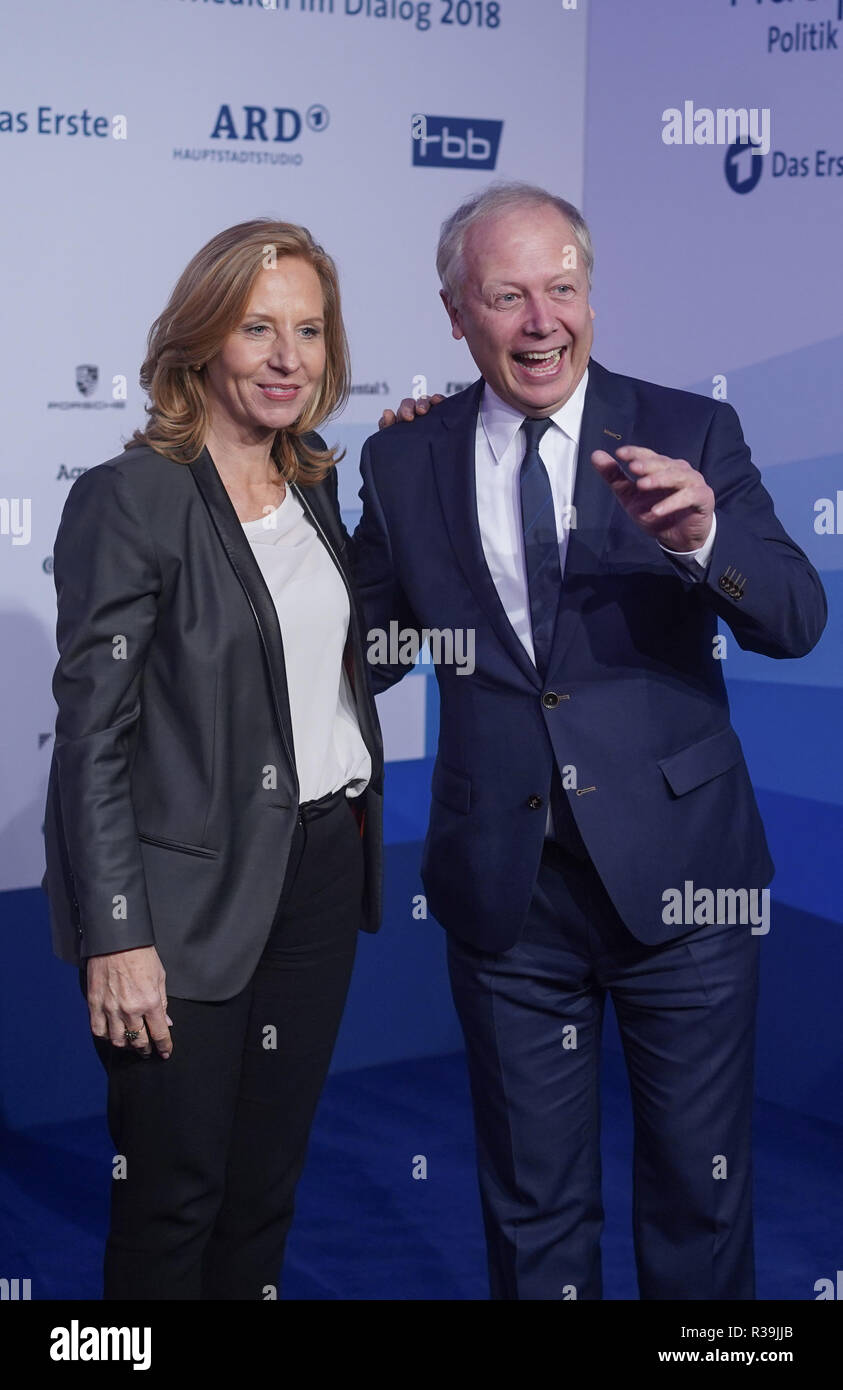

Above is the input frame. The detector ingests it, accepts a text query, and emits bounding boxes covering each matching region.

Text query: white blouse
[241,488,371,805]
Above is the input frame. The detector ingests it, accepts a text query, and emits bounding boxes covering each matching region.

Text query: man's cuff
[659,513,717,579]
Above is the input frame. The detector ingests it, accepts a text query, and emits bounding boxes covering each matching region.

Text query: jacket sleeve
[348,437,422,696]
[682,402,827,658]
[51,463,161,957]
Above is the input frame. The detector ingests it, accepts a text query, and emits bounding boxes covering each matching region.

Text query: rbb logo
[412,114,503,170]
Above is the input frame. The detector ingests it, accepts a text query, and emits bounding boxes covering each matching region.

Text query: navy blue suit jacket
[351,359,827,949]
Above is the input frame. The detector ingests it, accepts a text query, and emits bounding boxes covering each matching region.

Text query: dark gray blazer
[42,436,384,1001]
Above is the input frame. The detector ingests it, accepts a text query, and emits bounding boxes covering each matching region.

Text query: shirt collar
[480,366,589,464]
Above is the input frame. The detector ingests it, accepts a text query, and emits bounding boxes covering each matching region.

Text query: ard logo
[724,139,764,196]
[75,364,99,397]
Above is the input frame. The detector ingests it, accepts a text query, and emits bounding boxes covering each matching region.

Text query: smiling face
[442,203,595,417]
[203,257,326,443]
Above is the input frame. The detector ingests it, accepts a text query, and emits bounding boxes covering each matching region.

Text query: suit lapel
[431,365,637,688]
[432,382,542,689]
[187,446,298,781]
[544,360,636,681]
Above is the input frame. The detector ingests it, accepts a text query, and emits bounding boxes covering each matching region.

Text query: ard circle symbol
[306,105,330,133]
[724,139,763,195]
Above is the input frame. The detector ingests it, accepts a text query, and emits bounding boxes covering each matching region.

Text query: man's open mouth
[512,346,567,376]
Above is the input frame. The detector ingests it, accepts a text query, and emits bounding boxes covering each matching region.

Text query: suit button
[527,795,544,810]
[542,691,560,709]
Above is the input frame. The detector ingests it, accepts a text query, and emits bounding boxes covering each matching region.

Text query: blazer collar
[187,445,382,789]
[187,445,298,779]
[430,360,636,688]
[291,472,346,559]
[293,477,385,779]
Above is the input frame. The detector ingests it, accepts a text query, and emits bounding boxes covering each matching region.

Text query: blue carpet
[1,1049,840,1300]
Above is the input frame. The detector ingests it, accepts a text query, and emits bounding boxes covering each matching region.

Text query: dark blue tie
[519,417,560,678]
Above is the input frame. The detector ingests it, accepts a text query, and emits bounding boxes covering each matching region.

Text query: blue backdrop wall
[582,0,842,1129]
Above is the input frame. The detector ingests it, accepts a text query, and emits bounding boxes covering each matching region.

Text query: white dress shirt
[474,369,716,832]
[475,370,717,666]
[241,488,371,805]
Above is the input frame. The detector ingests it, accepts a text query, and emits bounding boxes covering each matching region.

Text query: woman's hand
[86,945,174,1059]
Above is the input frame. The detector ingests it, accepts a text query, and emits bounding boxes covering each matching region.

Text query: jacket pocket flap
[658,726,743,797]
[430,761,471,814]
[137,832,218,859]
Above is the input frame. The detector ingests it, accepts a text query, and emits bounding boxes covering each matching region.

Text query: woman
[41,219,384,1300]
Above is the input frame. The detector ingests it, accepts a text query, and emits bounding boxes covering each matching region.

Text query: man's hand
[86,944,173,1059]
[379,393,445,430]
[591,446,715,553]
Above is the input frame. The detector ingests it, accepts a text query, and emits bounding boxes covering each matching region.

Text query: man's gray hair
[436,181,594,304]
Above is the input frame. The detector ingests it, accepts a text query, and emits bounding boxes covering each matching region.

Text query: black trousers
[447,838,760,1301]
[84,790,363,1300]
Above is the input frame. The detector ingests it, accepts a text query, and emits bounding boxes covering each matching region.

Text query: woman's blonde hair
[125,218,350,485]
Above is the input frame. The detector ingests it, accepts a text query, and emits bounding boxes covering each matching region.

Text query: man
[351,183,826,1299]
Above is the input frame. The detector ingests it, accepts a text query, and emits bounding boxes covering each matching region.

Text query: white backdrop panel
[0,0,587,890]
